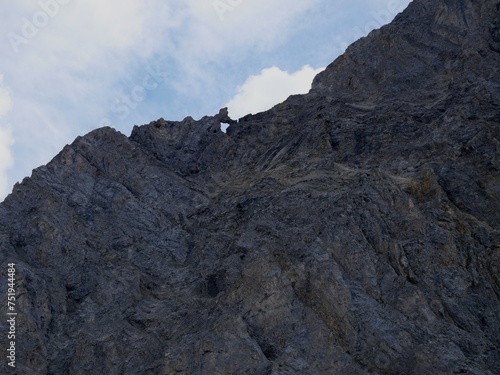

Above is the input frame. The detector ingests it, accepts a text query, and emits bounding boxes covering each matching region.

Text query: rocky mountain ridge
[1,0,499,373]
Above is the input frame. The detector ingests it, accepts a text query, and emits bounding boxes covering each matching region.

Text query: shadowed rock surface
[1,0,499,374]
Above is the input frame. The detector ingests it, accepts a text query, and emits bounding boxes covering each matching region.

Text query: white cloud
[0,0,180,198]
[0,76,12,117]
[187,0,320,51]
[225,65,324,119]
[0,127,14,199]
[0,75,14,199]
[165,0,322,99]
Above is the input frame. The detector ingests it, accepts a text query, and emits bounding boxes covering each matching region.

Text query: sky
[0,0,412,200]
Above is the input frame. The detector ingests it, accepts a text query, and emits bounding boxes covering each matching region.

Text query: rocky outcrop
[1,0,499,374]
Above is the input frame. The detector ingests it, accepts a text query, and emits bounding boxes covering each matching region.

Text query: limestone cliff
[1,0,499,374]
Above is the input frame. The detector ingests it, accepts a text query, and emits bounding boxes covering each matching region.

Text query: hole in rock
[220,122,230,133]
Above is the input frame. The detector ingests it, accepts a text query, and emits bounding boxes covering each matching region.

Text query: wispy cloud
[0,127,14,199]
[0,75,14,198]
[226,65,324,119]
[186,0,321,52]
[1,1,180,196]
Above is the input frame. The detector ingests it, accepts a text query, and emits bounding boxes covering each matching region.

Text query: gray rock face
[1,0,499,374]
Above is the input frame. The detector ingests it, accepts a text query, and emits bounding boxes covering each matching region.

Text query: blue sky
[0,0,411,200]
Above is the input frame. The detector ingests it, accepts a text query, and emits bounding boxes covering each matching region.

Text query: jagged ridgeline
[1,0,499,374]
